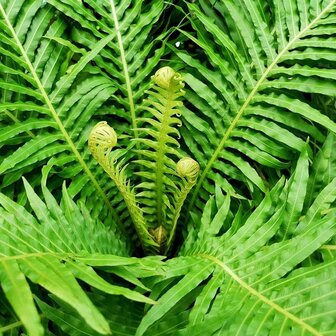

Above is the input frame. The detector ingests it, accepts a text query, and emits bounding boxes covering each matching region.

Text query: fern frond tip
[152,66,183,90]
[88,121,117,156]
[176,157,200,181]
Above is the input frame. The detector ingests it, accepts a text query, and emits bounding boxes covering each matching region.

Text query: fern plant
[1,0,336,335]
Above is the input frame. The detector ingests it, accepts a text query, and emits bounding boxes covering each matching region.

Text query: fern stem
[166,157,199,253]
[0,4,120,225]
[155,92,174,227]
[200,254,323,336]
[109,0,138,140]
[165,180,193,253]
[187,0,336,214]
[0,320,25,333]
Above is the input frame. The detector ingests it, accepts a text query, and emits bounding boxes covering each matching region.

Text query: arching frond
[175,0,336,214]
[137,147,336,335]
[0,0,167,243]
[0,178,163,335]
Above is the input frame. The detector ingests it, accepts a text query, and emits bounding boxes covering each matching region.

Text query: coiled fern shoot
[89,67,199,254]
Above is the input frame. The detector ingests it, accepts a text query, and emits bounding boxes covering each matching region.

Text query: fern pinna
[88,67,200,254]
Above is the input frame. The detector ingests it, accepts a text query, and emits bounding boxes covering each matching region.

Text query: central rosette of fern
[88,67,199,254]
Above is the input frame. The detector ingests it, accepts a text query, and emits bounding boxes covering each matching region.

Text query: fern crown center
[88,67,199,254]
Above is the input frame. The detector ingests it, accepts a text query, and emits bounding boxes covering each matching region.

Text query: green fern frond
[137,147,336,335]
[88,69,200,253]
[88,121,158,251]
[0,178,162,335]
[173,0,336,214]
[134,67,186,233]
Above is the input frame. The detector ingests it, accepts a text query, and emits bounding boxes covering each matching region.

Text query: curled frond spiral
[88,68,198,254]
[165,157,200,254]
[152,66,184,90]
[88,122,157,252]
[176,157,200,182]
[88,121,117,159]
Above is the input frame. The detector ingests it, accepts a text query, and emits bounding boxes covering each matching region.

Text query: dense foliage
[1,0,336,335]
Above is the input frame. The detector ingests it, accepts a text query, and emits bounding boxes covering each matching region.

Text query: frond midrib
[0,319,25,334]
[187,1,336,213]
[109,0,138,139]
[199,254,322,336]
[0,4,116,218]
[0,252,69,262]
[155,91,175,228]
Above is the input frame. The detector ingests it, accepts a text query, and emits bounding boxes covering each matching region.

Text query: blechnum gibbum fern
[88,67,200,254]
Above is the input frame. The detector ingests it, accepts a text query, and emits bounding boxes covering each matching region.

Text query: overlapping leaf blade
[175,0,336,213]
[0,179,162,334]
[138,146,336,335]
[0,0,167,240]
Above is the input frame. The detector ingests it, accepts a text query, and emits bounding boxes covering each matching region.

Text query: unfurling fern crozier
[88,67,199,254]
[88,122,158,252]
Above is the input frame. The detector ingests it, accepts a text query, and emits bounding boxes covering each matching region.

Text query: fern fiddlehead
[165,157,200,253]
[88,122,117,162]
[88,122,158,251]
[89,67,199,254]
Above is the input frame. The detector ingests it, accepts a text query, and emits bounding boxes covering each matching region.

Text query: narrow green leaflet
[0,260,43,336]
